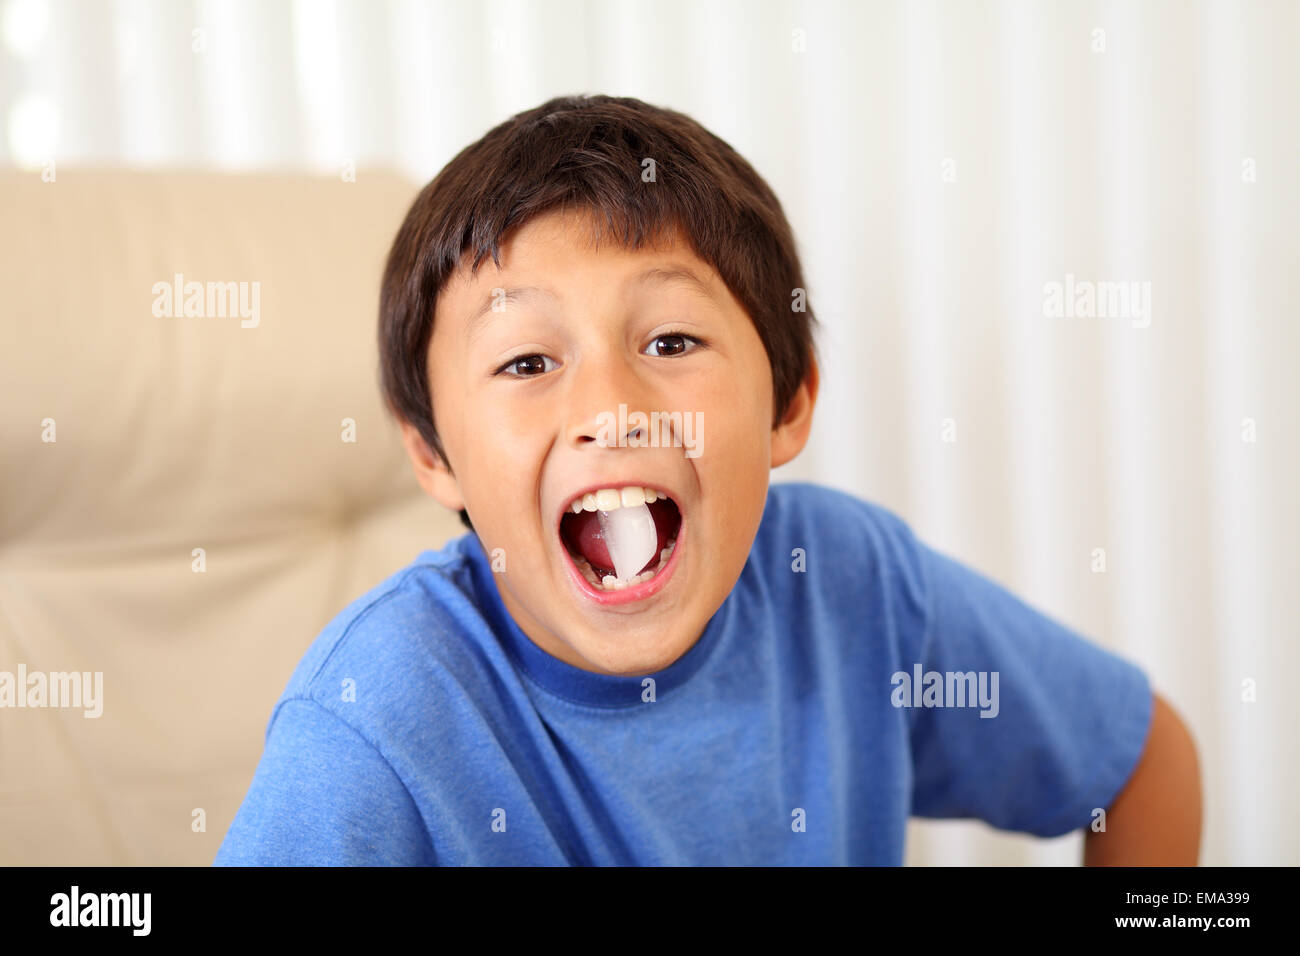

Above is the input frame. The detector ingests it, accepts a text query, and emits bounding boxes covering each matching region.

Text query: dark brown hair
[379,94,818,530]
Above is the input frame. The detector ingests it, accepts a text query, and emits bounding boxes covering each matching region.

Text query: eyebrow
[464,264,717,341]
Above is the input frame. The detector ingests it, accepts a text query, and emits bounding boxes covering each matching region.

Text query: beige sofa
[0,168,464,865]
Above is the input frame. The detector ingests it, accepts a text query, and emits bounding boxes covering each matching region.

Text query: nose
[563,350,656,450]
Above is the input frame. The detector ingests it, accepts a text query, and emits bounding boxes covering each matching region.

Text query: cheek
[700,373,772,461]
[696,404,770,521]
[693,359,773,540]
[459,393,543,467]
[456,401,551,544]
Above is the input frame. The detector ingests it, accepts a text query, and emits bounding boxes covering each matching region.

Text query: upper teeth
[568,485,662,513]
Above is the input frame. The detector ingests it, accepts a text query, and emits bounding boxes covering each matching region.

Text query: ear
[398,420,466,512]
[771,354,819,469]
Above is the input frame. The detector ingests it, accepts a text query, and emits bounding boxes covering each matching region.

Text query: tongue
[567,500,677,579]
[597,504,658,581]
[569,503,660,580]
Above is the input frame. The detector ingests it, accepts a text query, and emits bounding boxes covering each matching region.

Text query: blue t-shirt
[214,482,1152,865]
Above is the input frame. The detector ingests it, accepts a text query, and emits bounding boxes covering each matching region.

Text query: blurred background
[1,0,1296,866]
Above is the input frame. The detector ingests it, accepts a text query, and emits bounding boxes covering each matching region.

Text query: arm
[214,697,434,866]
[1083,691,1202,865]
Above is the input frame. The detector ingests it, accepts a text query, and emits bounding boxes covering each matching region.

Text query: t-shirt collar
[461,533,729,708]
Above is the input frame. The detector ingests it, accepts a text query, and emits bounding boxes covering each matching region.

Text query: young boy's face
[403,207,815,676]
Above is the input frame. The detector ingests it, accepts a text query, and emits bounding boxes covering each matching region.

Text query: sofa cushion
[0,168,464,864]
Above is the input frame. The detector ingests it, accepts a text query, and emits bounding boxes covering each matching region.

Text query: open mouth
[558,485,682,593]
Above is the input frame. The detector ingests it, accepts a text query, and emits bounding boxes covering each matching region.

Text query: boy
[215,94,1200,865]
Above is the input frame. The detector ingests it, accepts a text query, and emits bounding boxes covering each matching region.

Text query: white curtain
[3,0,1295,865]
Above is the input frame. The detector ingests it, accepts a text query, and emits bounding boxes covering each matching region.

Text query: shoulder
[268,534,498,734]
[761,481,917,543]
[758,482,929,592]
[746,482,930,645]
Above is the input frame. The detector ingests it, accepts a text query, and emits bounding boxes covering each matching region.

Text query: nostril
[582,426,645,449]
[574,408,651,448]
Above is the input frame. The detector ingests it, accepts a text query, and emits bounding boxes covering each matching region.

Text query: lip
[554,481,685,608]
[561,514,685,607]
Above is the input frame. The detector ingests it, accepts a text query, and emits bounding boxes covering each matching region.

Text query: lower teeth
[571,539,676,591]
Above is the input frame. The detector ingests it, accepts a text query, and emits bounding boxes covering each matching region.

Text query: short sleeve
[213,697,434,865]
[904,539,1154,837]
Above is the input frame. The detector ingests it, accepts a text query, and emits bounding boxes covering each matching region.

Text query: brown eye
[498,354,556,377]
[644,333,700,357]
